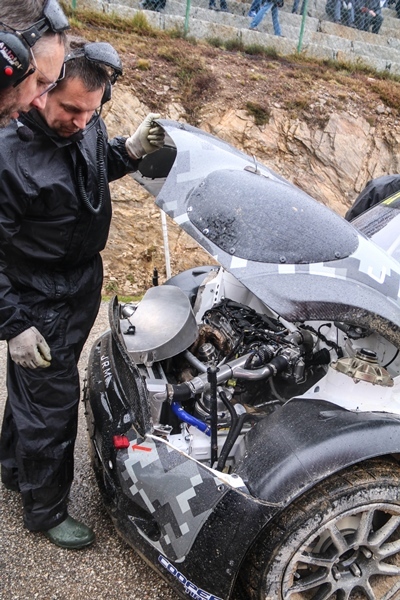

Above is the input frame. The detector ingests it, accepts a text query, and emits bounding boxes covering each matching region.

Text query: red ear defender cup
[0,31,30,89]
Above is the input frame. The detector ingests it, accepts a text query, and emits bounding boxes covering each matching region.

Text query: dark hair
[61,55,110,93]
[56,38,111,93]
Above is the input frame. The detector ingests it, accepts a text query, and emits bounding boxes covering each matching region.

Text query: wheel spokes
[361,580,378,600]
[285,578,334,600]
[283,504,400,599]
[377,539,400,559]
[296,553,335,569]
[327,523,350,555]
[353,508,375,546]
[375,561,400,576]
[369,515,400,548]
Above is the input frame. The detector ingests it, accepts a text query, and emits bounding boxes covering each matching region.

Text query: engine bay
[118,267,400,471]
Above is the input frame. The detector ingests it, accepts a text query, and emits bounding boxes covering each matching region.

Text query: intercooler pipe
[184,350,208,373]
[168,354,290,401]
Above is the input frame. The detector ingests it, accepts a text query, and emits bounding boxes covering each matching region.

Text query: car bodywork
[84,121,400,599]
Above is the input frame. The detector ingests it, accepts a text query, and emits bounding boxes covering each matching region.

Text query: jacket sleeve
[106,135,141,183]
[345,175,400,221]
[0,148,36,340]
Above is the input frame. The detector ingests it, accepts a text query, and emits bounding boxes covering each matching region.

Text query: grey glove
[8,326,52,369]
[125,113,165,160]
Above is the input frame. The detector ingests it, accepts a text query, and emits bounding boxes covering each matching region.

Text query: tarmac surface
[0,302,177,600]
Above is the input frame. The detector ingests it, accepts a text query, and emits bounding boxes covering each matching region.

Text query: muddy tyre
[236,459,400,599]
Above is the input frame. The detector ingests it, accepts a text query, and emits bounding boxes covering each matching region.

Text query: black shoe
[43,515,95,549]
[1,465,20,492]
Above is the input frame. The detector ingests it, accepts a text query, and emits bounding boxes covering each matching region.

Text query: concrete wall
[82,0,400,74]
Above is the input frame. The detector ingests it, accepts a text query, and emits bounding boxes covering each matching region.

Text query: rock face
[102,86,400,296]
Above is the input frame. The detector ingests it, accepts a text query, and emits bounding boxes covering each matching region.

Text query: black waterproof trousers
[0,255,103,531]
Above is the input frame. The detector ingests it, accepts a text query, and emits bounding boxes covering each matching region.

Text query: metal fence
[72,0,399,55]
[324,0,394,33]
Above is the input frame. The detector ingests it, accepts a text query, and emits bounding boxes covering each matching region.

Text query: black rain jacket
[0,110,139,341]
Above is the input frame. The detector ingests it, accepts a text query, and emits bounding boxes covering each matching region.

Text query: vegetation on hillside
[62,2,400,125]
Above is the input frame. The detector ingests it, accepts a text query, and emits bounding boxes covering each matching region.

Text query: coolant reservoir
[331,349,394,387]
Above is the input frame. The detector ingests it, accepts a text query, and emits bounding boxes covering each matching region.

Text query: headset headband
[65,42,123,84]
[0,0,69,48]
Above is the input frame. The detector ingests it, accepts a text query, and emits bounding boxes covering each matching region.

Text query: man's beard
[0,86,22,128]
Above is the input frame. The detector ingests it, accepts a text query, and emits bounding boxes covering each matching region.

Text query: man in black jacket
[0,0,69,126]
[0,40,164,549]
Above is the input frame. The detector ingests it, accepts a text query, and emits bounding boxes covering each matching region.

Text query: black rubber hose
[216,390,239,472]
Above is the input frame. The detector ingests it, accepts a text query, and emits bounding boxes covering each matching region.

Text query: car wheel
[236,458,400,599]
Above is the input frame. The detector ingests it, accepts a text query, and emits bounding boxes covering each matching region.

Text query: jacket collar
[20,110,99,147]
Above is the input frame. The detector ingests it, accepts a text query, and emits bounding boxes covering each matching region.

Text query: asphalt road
[0,302,177,600]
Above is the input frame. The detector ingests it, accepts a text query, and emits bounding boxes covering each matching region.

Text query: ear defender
[0,31,30,89]
[101,80,112,104]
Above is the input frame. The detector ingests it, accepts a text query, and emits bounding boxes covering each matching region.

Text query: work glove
[8,326,52,369]
[125,113,165,160]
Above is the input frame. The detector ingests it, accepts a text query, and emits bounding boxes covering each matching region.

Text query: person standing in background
[249,0,282,35]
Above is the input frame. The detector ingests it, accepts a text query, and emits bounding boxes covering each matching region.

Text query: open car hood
[132,120,400,343]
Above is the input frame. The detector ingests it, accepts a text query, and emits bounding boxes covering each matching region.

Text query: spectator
[326,0,355,24]
[326,0,338,18]
[341,0,355,25]
[355,0,383,32]
[209,0,229,10]
[249,0,282,35]
[292,0,306,14]
[139,0,166,11]
[248,0,262,16]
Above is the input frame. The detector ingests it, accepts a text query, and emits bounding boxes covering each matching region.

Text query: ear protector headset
[64,42,123,106]
[0,0,69,90]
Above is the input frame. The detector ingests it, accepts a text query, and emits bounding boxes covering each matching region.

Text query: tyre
[236,458,400,600]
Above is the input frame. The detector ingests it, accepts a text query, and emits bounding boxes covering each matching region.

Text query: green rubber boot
[43,515,95,549]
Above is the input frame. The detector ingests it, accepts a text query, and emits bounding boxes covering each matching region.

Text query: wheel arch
[235,456,400,600]
[235,398,400,506]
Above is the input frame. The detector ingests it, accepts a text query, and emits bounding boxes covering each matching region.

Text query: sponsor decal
[0,42,23,69]
[158,555,223,600]
[100,354,113,388]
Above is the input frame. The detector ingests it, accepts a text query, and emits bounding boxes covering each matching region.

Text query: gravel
[0,302,176,600]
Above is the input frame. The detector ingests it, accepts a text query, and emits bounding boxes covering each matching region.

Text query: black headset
[0,0,69,90]
[64,42,123,106]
